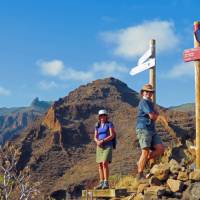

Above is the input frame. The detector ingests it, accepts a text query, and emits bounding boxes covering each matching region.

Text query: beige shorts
[136,128,162,149]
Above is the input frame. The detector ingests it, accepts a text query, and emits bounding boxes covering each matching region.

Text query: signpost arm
[194,21,200,169]
[149,39,156,104]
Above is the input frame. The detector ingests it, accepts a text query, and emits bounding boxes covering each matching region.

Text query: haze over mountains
[169,103,195,113]
[0,97,52,144]
[5,77,194,199]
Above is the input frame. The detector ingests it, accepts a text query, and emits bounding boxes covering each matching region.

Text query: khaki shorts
[96,145,112,163]
[136,129,162,149]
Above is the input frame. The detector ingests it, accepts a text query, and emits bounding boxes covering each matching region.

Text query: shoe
[94,181,104,189]
[102,180,109,189]
[145,173,152,179]
[135,172,146,181]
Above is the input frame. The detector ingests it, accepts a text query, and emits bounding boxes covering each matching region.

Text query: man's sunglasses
[144,90,154,93]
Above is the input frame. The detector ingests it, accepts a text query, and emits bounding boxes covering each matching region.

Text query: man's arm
[148,112,159,121]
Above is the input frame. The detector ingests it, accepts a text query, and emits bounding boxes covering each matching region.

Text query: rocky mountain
[11,77,195,199]
[168,103,195,113]
[0,98,52,144]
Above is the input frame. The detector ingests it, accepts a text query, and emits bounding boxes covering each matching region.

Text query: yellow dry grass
[113,175,140,190]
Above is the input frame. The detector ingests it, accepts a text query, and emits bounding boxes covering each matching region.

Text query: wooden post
[194,21,200,169]
[149,39,156,104]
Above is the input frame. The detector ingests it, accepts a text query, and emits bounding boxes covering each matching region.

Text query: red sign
[183,47,200,62]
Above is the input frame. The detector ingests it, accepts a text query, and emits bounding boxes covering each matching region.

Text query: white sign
[137,48,152,65]
[129,58,155,76]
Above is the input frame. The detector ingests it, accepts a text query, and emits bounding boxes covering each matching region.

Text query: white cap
[98,109,108,116]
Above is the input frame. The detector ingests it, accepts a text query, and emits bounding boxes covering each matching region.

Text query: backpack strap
[95,122,100,129]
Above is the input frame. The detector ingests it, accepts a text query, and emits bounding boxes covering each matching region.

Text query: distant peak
[31,97,40,107]
[30,97,52,110]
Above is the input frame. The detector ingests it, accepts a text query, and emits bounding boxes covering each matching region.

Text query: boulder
[169,159,181,174]
[144,186,166,196]
[134,192,144,200]
[177,171,188,181]
[183,182,200,200]
[143,186,166,200]
[167,178,184,192]
[149,176,162,186]
[189,169,200,181]
[137,183,149,194]
[150,164,170,181]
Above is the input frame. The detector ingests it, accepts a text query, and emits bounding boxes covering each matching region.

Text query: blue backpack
[95,121,117,149]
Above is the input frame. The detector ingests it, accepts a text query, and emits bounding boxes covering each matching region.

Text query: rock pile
[129,141,200,200]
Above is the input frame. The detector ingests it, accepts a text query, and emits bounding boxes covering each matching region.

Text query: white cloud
[164,62,194,78]
[60,68,94,81]
[0,87,11,96]
[37,60,64,76]
[39,80,58,90]
[38,59,129,82]
[92,61,129,75]
[38,59,95,81]
[101,20,179,58]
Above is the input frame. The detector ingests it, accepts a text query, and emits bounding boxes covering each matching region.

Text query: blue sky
[0,0,199,107]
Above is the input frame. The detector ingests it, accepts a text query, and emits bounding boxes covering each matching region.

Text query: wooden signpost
[130,39,156,103]
[183,21,200,169]
[149,40,156,103]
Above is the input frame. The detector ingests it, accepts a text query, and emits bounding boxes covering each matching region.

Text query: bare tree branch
[0,144,40,199]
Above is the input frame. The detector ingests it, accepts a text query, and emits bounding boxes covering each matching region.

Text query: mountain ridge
[168,103,195,113]
[0,98,52,144]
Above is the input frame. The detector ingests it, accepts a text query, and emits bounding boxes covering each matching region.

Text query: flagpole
[149,39,156,104]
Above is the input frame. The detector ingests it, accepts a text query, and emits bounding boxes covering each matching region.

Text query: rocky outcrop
[123,137,198,200]
[43,106,62,147]
[0,98,51,145]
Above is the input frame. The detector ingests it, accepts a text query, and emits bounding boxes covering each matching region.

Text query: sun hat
[98,109,108,116]
[140,84,154,94]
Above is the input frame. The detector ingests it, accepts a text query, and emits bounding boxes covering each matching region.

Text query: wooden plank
[82,189,127,198]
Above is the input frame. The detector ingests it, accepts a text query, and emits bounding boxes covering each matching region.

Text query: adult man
[136,84,164,179]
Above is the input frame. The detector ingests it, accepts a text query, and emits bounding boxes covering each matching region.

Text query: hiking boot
[145,172,152,179]
[102,180,109,189]
[94,181,104,190]
[135,172,146,181]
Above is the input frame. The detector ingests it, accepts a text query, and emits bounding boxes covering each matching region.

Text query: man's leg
[138,148,150,174]
[148,144,164,160]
